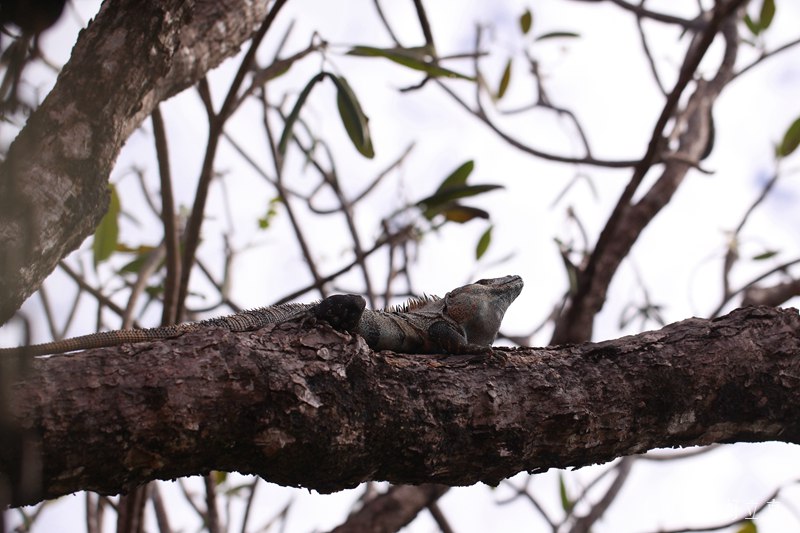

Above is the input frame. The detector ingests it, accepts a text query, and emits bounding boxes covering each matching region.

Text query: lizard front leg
[426,320,495,356]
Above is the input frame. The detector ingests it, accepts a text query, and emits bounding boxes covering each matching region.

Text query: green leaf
[752,250,779,261]
[278,72,326,155]
[93,184,120,267]
[759,0,775,31]
[349,45,431,58]
[743,13,761,36]
[436,160,475,194]
[440,204,490,223]
[418,184,503,219]
[497,58,512,100]
[476,226,492,259]
[777,116,800,157]
[519,9,533,35]
[347,45,475,80]
[733,520,758,533]
[431,183,503,203]
[535,31,580,42]
[119,245,159,274]
[558,473,573,512]
[258,197,282,230]
[213,471,228,485]
[332,75,375,158]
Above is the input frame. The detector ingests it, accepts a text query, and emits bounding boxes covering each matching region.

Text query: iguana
[0,275,523,357]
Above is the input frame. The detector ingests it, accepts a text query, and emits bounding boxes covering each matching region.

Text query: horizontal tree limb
[1,306,799,506]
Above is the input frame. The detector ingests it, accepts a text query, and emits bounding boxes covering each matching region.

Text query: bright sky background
[4,0,800,531]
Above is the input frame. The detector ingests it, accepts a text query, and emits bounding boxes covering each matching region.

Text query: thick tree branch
[0,0,273,325]
[2,306,798,507]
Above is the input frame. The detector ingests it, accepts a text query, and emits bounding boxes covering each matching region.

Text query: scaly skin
[347,275,523,354]
[0,276,523,357]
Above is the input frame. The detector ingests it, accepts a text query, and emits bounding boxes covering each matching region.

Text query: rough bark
[1,306,798,507]
[0,0,272,325]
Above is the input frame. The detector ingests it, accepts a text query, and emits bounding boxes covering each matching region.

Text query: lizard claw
[438,346,507,365]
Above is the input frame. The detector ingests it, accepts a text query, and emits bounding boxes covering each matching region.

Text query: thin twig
[568,457,635,533]
[204,474,221,533]
[573,0,705,28]
[710,257,800,318]
[238,477,260,533]
[151,107,182,326]
[57,261,133,324]
[642,481,799,533]
[412,0,435,49]
[178,0,289,317]
[371,0,402,46]
[735,36,800,79]
[634,1,667,95]
[260,90,328,297]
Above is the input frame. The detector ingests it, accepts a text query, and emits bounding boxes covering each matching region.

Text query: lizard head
[443,275,523,346]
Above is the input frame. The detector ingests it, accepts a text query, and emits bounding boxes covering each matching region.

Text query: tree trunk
[2,306,798,507]
[0,0,273,324]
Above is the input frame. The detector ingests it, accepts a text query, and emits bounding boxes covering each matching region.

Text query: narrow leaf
[558,473,573,512]
[497,58,512,100]
[348,45,431,60]
[347,45,475,80]
[436,160,475,194]
[777,116,800,157]
[93,184,120,267]
[519,9,533,35]
[535,31,580,42]
[333,75,375,158]
[759,0,775,31]
[476,226,493,259]
[119,246,159,274]
[752,250,778,261]
[440,204,490,223]
[278,72,326,155]
[417,184,503,216]
[743,13,761,36]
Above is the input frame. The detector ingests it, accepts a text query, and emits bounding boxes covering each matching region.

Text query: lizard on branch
[0,275,523,357]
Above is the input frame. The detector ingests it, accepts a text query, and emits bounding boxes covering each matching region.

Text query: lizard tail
[0,326,183,357]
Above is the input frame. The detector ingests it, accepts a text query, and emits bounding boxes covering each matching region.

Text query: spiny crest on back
[387,293,441,313]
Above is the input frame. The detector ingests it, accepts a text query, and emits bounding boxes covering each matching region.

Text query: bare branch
[151,107,181,326]
[570,0,705,28]
[551,2,745,344]
[329,484,450,533]
[177,0,290,316]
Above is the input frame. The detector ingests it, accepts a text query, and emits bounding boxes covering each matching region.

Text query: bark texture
[1,306,799,507]
[0,0,271,324]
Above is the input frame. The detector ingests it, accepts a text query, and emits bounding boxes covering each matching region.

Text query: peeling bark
[2,306,798,507]
[0,0,272,324]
